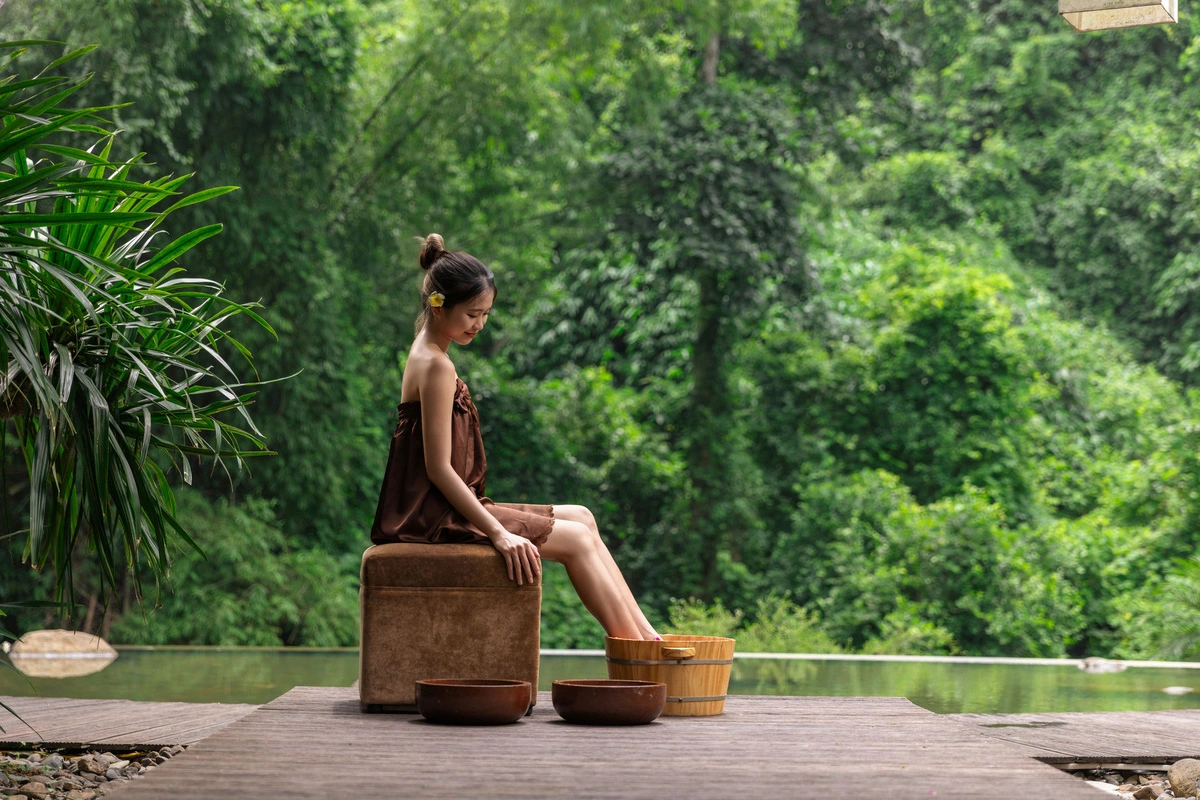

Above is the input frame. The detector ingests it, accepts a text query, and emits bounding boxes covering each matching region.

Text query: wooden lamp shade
[1060,0,1178,31]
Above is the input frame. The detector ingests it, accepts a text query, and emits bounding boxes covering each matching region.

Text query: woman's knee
[555,504,598,535]
[541,518,598,562]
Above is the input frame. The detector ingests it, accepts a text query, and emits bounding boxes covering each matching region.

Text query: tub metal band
[605,657,734,666]
[666,695,727,703]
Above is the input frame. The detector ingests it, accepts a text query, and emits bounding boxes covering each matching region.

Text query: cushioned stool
[358,542,541,712]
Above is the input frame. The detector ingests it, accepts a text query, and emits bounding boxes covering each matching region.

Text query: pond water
[3,648,1200,715]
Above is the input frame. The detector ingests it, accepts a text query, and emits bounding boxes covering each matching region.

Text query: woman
[370,233,661,641]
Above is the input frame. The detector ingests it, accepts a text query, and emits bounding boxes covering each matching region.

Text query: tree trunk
[688,269,728,594]
[701,32,720,85]
[82,592,98,635]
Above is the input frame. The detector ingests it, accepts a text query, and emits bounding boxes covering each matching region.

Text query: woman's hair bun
[418,233,446,271]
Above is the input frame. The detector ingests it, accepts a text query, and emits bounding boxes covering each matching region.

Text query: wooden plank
[0,695,257,749]
[952,709,1200,763]
[114,688,1100,799]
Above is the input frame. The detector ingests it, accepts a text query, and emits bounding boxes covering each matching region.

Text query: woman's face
[433,288,494,346]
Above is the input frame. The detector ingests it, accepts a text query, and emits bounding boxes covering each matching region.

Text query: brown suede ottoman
[358,542,541,712]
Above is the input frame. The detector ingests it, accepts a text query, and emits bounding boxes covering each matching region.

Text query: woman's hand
[488,530,542,585]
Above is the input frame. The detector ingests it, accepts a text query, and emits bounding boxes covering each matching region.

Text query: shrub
[109,489,357,647]
[664,595,842,654]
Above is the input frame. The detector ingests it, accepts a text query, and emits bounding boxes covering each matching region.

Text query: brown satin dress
[369,377,555,547]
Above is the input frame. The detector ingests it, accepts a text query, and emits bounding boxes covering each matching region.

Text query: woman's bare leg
[538,518,641,639]
[552,505,660,640]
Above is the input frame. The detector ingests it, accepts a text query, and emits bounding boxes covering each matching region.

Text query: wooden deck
[0,695,257,749]
[953,709,1200,765]
[111,687,1099,799]
[6,689,1199,794]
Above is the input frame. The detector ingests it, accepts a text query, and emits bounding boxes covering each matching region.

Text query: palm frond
[0,41,278,617]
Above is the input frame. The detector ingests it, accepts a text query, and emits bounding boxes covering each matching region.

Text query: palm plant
[1147,556,1200,661]
[0,40,279,618]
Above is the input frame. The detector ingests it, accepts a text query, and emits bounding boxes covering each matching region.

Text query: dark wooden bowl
[551,679,666,725]
[415,679,531,725]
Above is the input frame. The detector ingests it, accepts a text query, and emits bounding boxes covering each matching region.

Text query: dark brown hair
[415,233,497,334]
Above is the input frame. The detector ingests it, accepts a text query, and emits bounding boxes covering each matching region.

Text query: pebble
[1170,759,1200,798]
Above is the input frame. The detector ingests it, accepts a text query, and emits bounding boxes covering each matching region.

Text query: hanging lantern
[1060,0,1178,31]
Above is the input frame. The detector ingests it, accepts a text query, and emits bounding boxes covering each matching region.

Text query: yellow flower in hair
[429,292,445,308]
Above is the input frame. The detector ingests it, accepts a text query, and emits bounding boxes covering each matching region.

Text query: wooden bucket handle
[661,646,696,660]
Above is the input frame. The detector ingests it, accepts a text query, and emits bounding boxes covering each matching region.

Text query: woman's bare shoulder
[401,348,458,403]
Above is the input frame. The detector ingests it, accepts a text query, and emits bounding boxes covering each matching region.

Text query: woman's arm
[420,358,541,584]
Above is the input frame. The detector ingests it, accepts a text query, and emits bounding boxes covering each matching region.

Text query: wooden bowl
[551,679,666,725]
[415,679,531,725]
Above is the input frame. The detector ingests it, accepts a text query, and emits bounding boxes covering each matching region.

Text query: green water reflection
[0,648,358,705]
[536,656,1200,714]
[4,650,1200,714]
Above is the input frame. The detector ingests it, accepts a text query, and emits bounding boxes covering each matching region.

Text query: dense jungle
[4,0,1200,659]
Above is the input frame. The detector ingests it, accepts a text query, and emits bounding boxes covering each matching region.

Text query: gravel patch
[1068,759,1200,800]
[0,746,186,799]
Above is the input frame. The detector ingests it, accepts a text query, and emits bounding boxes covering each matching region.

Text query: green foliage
[742,246,1039,522]
[109,489,358,646]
